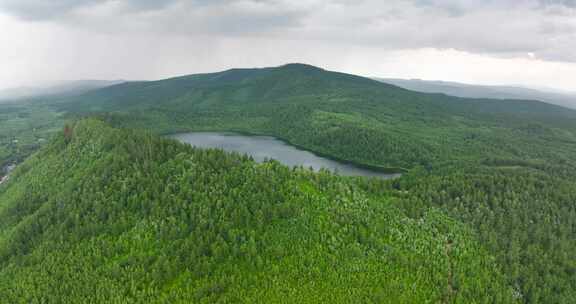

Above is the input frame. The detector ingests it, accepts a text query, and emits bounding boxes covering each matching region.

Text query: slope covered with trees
[0,119,515,303]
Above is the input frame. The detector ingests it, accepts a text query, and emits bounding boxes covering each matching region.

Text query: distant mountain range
[375,78,576,110]
[0,80,124,102]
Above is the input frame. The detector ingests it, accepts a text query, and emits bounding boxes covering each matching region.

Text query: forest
[1,64,576,302]
[0,119,516,303]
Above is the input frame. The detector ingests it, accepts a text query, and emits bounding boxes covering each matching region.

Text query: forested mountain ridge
[0,119,515,303]
[63,63,575,121]
[60,64,391,112]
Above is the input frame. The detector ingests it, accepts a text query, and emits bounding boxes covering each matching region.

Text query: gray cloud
[0,0,305,35]
[540,0,576,8]
[0,0,96,20]
[0,0,203,20]
[0,0,266,20]
[0,0,575,62]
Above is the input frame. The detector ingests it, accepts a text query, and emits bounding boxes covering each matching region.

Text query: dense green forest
[0,119,515,303]
[1,64,576,302]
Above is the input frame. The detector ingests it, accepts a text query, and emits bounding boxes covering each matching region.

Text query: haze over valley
[377,78,576,109]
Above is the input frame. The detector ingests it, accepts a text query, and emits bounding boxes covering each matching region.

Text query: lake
[172,132,401,179]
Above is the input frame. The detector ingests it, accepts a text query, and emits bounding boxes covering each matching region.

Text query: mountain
[61,64,390,112]
[0,119,514,302]
[61,63,576,171]
[3,63,576,302]
[0,80,125,102]
[375,78,576,109]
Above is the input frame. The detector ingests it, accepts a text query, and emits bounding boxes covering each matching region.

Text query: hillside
[0,119,515,303]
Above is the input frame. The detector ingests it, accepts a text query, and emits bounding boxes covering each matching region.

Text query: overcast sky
[0,0,575,91]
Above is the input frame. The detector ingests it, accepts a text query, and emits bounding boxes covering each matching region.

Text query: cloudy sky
[0,0,575,91]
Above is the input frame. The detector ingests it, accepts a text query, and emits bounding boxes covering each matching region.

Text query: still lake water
[172,132,401,179]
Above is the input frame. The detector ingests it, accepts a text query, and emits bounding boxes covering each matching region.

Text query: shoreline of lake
[170,131,402,179]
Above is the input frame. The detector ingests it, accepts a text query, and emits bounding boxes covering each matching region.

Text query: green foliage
[0,120,515,303]
[391,168,576,303]
[2,64,576,302]
[68,64,576,303]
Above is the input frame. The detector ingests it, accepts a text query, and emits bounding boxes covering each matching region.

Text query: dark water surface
[172,132,401,179]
